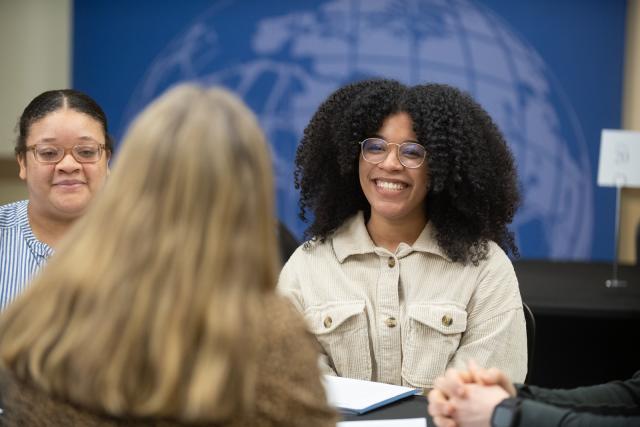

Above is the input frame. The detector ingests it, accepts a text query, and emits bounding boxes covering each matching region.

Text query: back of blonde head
[0,84,278,421]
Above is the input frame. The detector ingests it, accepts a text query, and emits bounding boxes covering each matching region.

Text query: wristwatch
[491,397,521,427]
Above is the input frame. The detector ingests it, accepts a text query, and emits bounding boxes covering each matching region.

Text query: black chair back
[523,302,536,384]
[277,221,299,265]
[636,222,640,267]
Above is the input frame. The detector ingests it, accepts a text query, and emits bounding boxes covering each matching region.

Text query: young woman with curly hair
[278,79,527,390]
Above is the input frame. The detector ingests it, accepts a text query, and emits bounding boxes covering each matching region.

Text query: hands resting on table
[427,360,516,427]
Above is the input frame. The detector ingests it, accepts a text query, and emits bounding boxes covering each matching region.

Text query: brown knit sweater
[0,296,337,427]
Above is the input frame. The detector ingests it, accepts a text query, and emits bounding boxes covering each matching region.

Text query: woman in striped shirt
[0,90,112,309]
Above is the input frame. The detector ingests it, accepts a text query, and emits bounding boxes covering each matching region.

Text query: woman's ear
[106,151,112,176]
[17,154,27,181]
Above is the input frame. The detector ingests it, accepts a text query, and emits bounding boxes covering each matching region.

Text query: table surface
[342,395,433,425]
[513,260,640,317]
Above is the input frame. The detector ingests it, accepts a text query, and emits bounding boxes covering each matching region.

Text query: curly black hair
[295,79,520,265]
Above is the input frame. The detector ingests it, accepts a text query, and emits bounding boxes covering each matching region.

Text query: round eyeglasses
[360,138,426,169]
[26,143,106,164]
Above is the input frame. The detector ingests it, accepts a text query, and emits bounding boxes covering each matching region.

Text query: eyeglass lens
[31,144,103,163]
[361,138,425,168]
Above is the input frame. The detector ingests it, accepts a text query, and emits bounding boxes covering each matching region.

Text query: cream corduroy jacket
[278,212,527,389]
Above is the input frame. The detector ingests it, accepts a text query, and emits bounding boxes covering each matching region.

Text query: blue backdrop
[73,0,626,261]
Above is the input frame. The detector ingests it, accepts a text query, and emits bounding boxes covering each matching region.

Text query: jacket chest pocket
[402,304,467,388]
[304,301,372,380]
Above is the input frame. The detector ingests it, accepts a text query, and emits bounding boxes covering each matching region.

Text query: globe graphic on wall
[125,0,593,259]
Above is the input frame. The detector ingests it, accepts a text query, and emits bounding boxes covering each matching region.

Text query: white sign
[597,129,640,188]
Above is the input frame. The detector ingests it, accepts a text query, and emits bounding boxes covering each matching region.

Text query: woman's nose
[378,145,403,170]
[55,152,81,172]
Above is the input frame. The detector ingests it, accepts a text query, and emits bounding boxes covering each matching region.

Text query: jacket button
[388,257,396,268]
[323,316,333,328]
[442,315,453,327]
[385,317,397,328]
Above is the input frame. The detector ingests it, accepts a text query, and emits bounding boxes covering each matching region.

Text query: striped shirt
[0,200,53,310]
[278,211,527,389]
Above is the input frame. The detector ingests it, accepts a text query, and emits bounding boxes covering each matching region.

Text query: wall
[0,0,638,262]
[72,0,629,260]
[0,0,71,204]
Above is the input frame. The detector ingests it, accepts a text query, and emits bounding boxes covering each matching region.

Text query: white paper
[597,129,640,188]
[337,418,426,427]
[323,375,419,414]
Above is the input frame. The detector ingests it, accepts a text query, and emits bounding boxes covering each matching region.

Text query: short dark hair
[295,79,520,265]
[15,89,113,157]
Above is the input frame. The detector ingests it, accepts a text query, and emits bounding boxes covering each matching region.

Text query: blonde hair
[0,84,278,421]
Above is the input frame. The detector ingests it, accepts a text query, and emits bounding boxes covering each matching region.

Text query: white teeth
[376,180,405,191]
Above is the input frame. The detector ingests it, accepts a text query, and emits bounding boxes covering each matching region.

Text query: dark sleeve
[515,371,640,427]
[517,399,640,427]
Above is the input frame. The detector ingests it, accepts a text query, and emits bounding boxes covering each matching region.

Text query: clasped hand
[427,361,517,427]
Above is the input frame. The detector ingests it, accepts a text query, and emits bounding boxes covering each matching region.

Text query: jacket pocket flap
[304,301,366,334]
[407,304,467,334]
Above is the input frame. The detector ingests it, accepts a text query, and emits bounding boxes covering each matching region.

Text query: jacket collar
[332,211,451,262]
